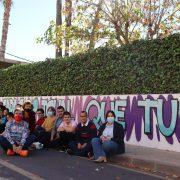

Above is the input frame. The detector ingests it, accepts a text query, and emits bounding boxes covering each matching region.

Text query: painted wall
[0,94,179,152]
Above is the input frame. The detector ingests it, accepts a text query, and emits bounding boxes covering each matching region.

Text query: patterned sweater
[3,120,29,146]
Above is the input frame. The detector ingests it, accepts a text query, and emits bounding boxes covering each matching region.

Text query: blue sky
[0,0,56,62]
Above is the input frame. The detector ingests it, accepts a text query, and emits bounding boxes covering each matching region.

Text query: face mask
[14,114,23,122]
[107,117,115,124]
[47,111,54,117]
[25,109,31,112]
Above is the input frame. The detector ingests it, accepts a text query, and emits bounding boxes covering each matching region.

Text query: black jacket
[98,121,125,154]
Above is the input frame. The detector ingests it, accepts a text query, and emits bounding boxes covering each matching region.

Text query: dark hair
[63,111,71,117]
[81,111,87,116]
[0,105,6,111]
[3,108,9,112]
[47,106,56,116]
[106,110,116,119]
[36,108,44,114]
[23,102,33,110]
[57,106,65,111]
[7,112,14,118]
[14,109,22,114]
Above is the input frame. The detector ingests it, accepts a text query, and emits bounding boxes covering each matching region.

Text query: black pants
[48,131,75,149]
[0,135,36,151]
[68,141,92,157]
[38,131,51,147]
[0,124,5,134]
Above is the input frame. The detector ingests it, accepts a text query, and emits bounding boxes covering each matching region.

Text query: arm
[41,119,46,129]
[20,122,29,146]
[90,123,97,140]
[111,122,125,144]
[3,122,14,145]
[97,123,106,138]
[75,125,81,144]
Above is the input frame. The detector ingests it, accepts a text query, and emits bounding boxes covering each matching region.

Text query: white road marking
[0,159,45,180]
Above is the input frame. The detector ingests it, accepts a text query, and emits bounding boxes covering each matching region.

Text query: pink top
[59,120,77,129]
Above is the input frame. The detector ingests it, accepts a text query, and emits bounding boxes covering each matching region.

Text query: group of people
[0,101,125,163]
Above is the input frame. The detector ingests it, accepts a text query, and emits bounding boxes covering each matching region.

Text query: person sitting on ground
[15,104,23,111]
[6,112,14,122]
[35,108,46,127]
[68,111,97,157]
[0,109,34,157]
[48,111,76,150]
[0,102,5,111]
[91,110,125,163]
[0,108,9,133]
[50,106,64,142]
[22,102,36,134]
[37,107,56,147]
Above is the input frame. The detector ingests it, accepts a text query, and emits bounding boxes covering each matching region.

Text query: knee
[102,142,113,152]
[0,135,5,142]
[91,138,100,145]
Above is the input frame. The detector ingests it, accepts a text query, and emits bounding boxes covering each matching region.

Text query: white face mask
[47,111,54,117]
[107,117,115,124]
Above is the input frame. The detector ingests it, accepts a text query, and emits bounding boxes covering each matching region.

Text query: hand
[13,144,17,152]
[77,143,82,149]
[58,127,65,132]
[81,143,87,149]
[106,136,111,140]
[16,146,22,153]
[100,136,108,142]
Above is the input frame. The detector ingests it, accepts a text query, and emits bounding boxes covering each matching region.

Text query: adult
[91,110,125,163]
[68,111,97,157]
[0,109,35,157]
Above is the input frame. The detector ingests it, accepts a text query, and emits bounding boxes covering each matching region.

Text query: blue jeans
[91,138,119,159]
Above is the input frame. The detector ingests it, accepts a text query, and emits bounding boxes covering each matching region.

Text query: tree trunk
[56,0,62,58]
[89,0,103,51]
[65,0,72,57]
[0,0,12,59]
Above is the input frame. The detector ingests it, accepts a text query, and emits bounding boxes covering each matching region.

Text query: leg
[68,141,78,154]
[23,134,37,150]
[91,138,105,159]
[48,138,62,149]
[0,136,13,151]
[102,140,119,157]
[38,132,51,147]
[80,142,92,157]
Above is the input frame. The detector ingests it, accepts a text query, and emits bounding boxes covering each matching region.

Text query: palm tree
[0,0,12,59]
[56,0,62,58]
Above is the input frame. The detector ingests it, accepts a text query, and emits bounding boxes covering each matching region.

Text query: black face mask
[24,109,32,112]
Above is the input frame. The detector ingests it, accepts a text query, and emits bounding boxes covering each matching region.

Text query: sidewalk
[109,144,180,178]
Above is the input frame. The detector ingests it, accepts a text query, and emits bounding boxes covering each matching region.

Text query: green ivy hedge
[0,34,179,97]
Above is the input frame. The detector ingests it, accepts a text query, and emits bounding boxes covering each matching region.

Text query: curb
[109,155,180,178]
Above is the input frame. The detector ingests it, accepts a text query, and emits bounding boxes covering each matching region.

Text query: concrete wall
[0,94,179,152]
[0,58,27,69]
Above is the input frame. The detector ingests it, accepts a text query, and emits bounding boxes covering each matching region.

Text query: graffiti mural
[0,94,179,152]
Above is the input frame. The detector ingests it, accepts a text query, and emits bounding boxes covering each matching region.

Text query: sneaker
[19,150,29,157]
[66,148,73,155]
[7,149,15,156]
[88,152,94,160]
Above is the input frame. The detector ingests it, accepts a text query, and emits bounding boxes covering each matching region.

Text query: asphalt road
[0,149,164,180]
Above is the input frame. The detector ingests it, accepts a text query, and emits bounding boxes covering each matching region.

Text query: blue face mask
[47,111,54,117]
[107,117,115,124]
